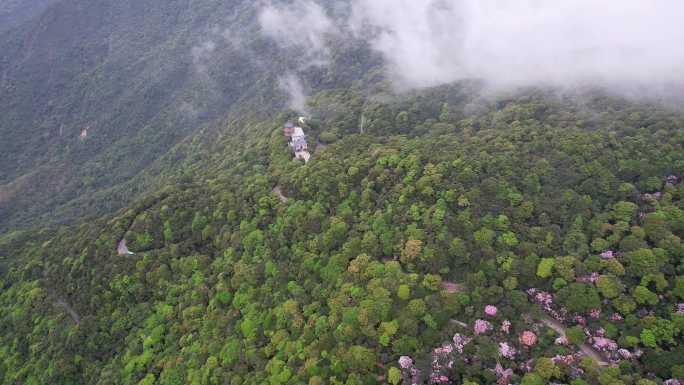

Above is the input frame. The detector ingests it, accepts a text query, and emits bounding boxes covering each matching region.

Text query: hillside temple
[283,121,311,162]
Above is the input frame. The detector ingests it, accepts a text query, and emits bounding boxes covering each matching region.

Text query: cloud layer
[259,0,684,93]
[259,0,339,111]
[259,0,338,64]
[354,0,684,90]
[278,72,309,112]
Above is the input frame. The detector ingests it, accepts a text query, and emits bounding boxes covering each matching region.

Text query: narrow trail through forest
[541,317,612,367]
[441,281,464,294]
[443,281,469,328]
[273,186,289,203]
[442,279,612,368]
[42,269,82,326]
[111,191,170,256]
[117,238,133,255]
[54,298,81,325]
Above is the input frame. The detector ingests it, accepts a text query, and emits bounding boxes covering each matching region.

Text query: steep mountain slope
[2,2,684,385]
[0,0,377,232]
[0,0,58,32]
[2,88,684,384]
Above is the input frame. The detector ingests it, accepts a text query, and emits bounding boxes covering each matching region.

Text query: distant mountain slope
[0,0,58,32]
[1,88,683,384]
[0,0,378,231]
[3,2,684,385]
[0,0,260,230]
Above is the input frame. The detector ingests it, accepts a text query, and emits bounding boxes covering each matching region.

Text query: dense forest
[2,1,684,384]
[2,85,684,384]
[0,0,378,232]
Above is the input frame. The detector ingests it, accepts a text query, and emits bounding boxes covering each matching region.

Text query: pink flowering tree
[500,320,511,334]
[399,356,413,369]
[600,250,614,259]
[519,331,538,347]
[453,333,472,354]
[589,308,601,319]
[498,342,516,359]
[494,363,513,385]
[485,305,498,317]
[592,337,618,352]
[474,319,492,335]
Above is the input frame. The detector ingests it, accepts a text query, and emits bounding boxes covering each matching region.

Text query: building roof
[284,122,294,129]
[292,126,305,137]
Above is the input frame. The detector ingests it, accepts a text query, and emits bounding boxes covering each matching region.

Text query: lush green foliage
[0,0,378,232]
[2,3,684,384]
[2,85,684,384]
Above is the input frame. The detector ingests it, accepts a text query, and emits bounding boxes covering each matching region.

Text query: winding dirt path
[53,297,81,325]
[117,238,134,255]
[392,277,611,368]
[273,186,289,203]
[442,281,469,328]
[112,191,170,256]
[541,317,611,367]
[441,281,464,294]
[449,319,469,328]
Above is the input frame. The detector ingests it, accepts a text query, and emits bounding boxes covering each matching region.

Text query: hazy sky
[260,0,684,92]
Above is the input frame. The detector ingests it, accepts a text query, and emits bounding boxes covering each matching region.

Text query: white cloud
[279,72,309,112]
[259,0,338,64]
[191,40,217,74]
[349,0,684,91]
[259,1,339,112]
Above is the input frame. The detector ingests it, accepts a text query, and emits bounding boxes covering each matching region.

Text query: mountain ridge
[2,2,684,385]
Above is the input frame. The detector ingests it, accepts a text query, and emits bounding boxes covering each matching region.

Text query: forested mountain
[0,0,58,33]
[2,2,684,385]
[0,0,376,232]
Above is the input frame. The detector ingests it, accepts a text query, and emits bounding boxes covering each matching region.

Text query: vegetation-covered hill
[0,0,58,32]
[2,85,684,384]
[0,0,377,232]
[2,2,684,385]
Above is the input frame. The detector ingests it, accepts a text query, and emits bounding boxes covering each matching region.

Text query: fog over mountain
[4,1,684,385]
[259,0,337,65]
[261,0,684,92]
[0,0,58,32]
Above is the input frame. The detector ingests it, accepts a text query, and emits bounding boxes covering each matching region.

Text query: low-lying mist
[258,0,684,100]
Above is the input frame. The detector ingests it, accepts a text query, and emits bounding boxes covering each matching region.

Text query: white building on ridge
[291,126,307,152]
[283,122,311,162]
